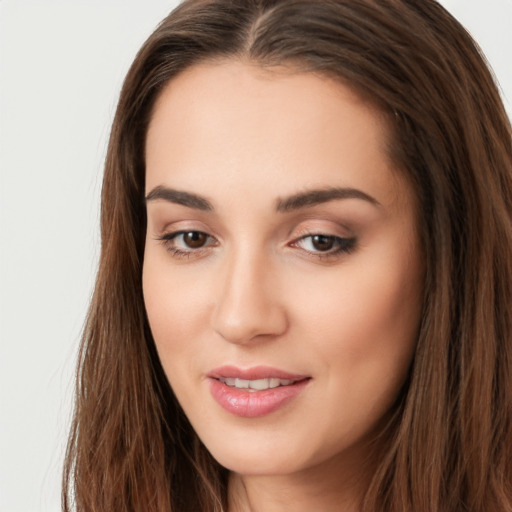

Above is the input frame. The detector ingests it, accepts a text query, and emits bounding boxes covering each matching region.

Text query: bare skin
[143,61,423,512]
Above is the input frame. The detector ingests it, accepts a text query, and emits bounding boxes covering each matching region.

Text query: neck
[227,449,374,512]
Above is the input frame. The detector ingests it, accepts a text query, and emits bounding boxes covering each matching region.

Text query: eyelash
[157,231,217,259]
[157,230,357,261]
[291,233,357,259]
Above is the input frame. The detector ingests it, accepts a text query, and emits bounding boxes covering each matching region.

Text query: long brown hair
[63,1,512,510]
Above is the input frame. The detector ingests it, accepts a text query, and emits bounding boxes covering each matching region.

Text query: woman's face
[143,61,423,477]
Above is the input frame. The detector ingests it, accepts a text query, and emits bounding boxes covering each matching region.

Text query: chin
[216,453,305,476]
[199,433,311,476]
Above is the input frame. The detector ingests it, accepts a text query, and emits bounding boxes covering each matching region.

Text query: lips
[207,365,310,418]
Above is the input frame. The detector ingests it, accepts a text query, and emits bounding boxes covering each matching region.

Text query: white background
[0,1,510,511]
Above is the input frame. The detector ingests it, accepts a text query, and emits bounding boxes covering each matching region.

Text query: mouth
[216,376,304,391]
[207,365,311,418]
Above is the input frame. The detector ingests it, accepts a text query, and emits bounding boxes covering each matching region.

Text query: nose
[211,249,288,345]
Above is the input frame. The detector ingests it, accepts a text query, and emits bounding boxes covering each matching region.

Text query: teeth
[269,378,281,388]
[235,378,249,389]
[249,378,270,390]
[219,377,296,391]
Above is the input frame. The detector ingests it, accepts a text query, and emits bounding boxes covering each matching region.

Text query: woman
[63,1,512,511]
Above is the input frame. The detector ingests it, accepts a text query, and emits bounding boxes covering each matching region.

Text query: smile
[217,377,297,391]
[207,366,311,418]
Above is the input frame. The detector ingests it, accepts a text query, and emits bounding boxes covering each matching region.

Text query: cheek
[289,243,422,397]
[142,252,210,369]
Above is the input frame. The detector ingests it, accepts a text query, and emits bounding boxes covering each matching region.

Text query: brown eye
[159,230,217,258]
[183,231,208,248]
[292,233,357,258]
[311,234,335,251]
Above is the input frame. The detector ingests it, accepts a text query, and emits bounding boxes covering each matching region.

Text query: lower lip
[208,378,309,418]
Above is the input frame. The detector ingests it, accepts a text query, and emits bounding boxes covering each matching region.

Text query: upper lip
[207,365,310,381]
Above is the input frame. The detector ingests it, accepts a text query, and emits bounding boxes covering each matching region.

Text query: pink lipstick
[207,366,310,418]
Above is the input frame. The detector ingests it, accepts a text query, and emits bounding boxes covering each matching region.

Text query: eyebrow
[145,185,379,212]
[145,185,213,211]
[275,187,380,212]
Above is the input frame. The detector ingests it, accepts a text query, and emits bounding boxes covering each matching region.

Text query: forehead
[145,60,410,212]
